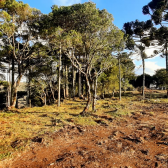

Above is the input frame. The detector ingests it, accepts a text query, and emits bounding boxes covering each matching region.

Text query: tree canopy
[0,1,137,111]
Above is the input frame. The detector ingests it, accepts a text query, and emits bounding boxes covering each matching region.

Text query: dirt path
[1,104,168,168]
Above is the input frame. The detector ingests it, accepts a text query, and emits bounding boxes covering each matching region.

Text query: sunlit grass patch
[74,115,97,126]
[159,98,168,103]
[0,99,88,160]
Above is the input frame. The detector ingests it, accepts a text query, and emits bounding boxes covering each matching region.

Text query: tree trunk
[47,89,50,104]
[78,55,81,97]
[44,92,46,106]
[119,58,121,101]
[27,59,31,107]
[7,63,11,107]
[142,58,145,99]
[92,77,97,111]
[11,17,15,106]
[11,52,22,108]
[11,75,22,108]
[166,41,168,98]
[11,52,15,105]
[63,88,65,99]
[49,65,55,102]
[27,75,31,107]
[50,80,55,102]
[81,74,84,96]
[101,85,104,99]
[78,68,81,97]
[102,90,105,99]
[58,43,61,107]
[72,49,76,98]
[80,76,91,115]
[112,90,115,97]
[65,65,69,98]
[85,79,88,97]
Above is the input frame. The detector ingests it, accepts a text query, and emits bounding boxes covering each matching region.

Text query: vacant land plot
[0,91,168,168]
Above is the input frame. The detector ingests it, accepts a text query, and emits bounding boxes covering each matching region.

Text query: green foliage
[142,0,168,67]
[97,54,135,94]
[123,19,153,50]
[39,2,124,111]
[98,63,119,94]
[153,68,168,87]
[0,81,9,87]
[150,26,168,52]
[0,0,42,107]
[131,74,153,88]
[49,2,124,58]
[143,0,168,25]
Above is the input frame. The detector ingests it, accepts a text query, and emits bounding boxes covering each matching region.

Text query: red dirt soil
[1,103,168,168]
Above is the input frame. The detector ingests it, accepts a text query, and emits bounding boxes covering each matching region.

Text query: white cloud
[145,44,163,57]
[145,62,164,75]
[52,0,81,6]
[135,61,164,76]
[130,44,165,76]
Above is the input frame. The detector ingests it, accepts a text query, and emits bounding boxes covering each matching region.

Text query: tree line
[131,69,168,90]
[0,0,167,113]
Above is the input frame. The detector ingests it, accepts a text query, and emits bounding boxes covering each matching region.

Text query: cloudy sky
[17,0,165,76]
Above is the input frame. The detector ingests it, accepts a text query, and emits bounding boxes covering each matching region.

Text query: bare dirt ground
[1,103,168,168]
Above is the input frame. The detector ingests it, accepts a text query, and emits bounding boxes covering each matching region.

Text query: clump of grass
[0,152,11,160]
[74,115,97,126]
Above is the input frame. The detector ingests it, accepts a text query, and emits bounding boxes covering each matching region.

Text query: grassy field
[0,90,168,161]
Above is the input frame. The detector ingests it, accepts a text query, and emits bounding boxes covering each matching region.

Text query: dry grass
[0,91,168,160]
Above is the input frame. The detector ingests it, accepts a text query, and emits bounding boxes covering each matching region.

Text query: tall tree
[123,20,153,99]
[117,52,135,100]
[43,27,65,106]
[153,68,168,88]
[143,0,168,97]
[120,53,135,92]
[27,44,58,106]
[142,0,168,26]
[0,0,41,108]
[98,62,119,98]
[49,2,124,113]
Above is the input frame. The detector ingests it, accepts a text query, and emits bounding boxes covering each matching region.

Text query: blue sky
[18,0,165,76]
